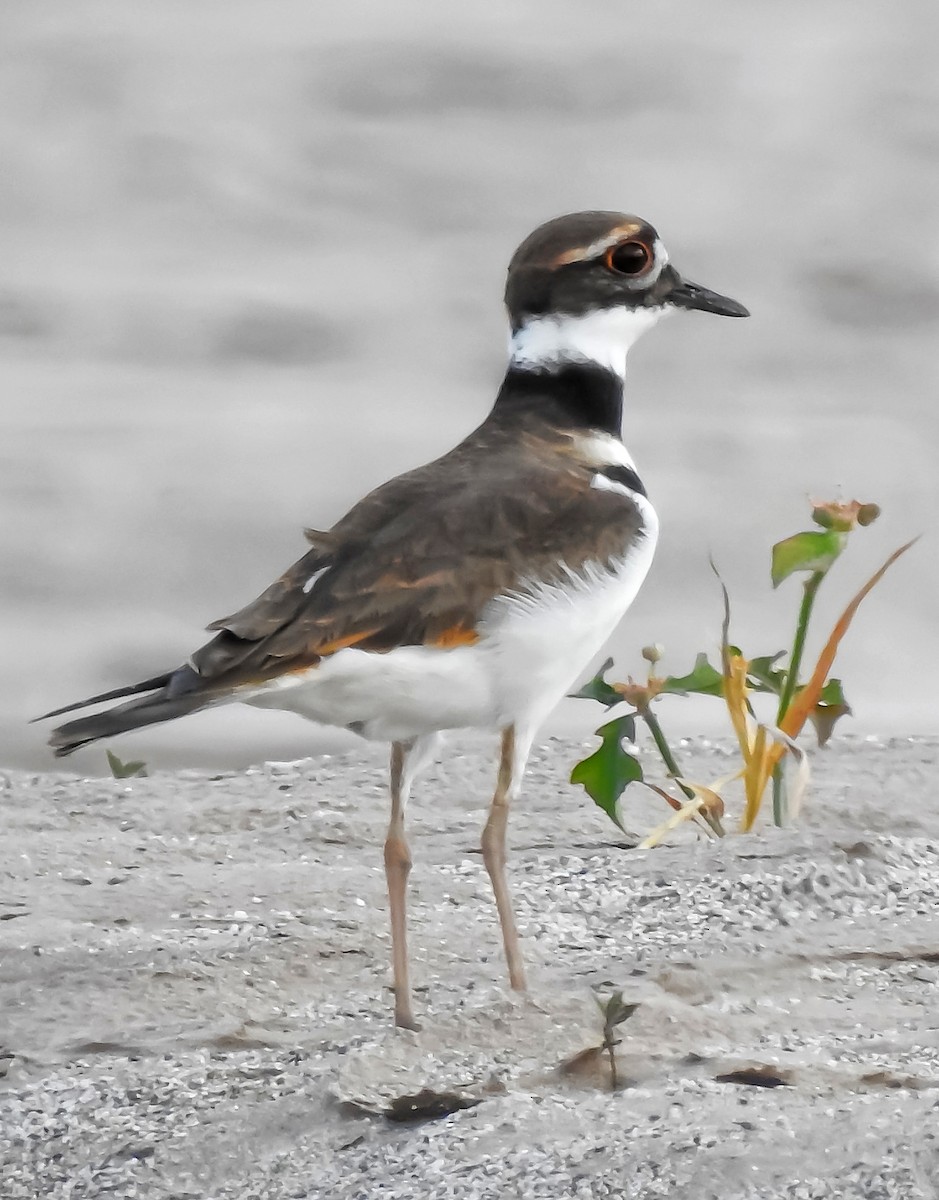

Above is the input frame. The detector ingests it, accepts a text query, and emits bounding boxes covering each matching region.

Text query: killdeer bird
[39,211,748,1029]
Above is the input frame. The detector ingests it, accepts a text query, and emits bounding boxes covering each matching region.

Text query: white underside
[245,495,658,743]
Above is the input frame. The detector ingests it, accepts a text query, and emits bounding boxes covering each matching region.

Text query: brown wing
[189,427,646,690]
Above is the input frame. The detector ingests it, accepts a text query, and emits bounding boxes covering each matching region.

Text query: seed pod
[857,503,880,527]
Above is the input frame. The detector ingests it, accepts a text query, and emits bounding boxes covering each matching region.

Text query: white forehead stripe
[509,306,666,379]
[555,229,669,272]
[558,227,642,263]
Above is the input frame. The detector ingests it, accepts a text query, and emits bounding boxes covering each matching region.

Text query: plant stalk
[604,1030,619,1092]
[641,708,723,837]
[641,708,691,795]
[772,570,823,825]
[776,572,823,724]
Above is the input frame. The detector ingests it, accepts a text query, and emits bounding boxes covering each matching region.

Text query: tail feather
[33,673,174,723]
[38,666,210,757]
[48,691,209,758]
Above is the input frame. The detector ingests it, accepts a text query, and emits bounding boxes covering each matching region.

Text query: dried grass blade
[642,781,686,813]
[637,795,708,849]
[774,729,811,819]
[740,723,768,832]
[638,778,732,848]
[725,652,753,762]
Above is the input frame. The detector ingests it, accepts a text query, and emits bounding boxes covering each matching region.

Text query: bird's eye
[604,240,653,276]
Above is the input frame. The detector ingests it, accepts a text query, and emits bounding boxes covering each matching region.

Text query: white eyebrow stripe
[555,229,670,269]
[563,229,640,262]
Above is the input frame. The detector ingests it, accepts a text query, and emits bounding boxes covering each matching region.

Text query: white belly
[246,508,658,741]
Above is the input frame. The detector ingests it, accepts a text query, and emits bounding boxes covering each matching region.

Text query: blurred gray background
[2,1,936,772]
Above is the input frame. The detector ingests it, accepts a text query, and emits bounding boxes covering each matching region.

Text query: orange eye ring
[604,240,653,276]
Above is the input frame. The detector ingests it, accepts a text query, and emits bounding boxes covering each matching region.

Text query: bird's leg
[385,741,418,1030]
[383,733,438,1031]
[481,724,533,992]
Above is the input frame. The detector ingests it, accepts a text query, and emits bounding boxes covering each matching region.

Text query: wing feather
[188,429,647,691]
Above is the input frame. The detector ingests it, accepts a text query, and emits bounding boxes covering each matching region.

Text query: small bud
[641,643,664,665]
[856,503,880,527]
[810,499,880,533]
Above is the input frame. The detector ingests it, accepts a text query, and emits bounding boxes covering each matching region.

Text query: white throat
[509,306,667,380]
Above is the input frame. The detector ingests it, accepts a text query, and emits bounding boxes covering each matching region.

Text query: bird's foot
[394,1009,422,1033]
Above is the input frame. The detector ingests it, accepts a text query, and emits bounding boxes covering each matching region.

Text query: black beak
[668,277,750,318]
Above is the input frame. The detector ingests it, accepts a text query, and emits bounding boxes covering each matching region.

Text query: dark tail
[35,667,209,758]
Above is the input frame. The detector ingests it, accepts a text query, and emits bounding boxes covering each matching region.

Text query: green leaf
[569,657,621,709]
[805,677,852,747]
[595,989,641,1033]
[106,750,148,779]
[817,678,846,706]
[771,530,846,587]
[570,715,642,829]
[747,652,787,694]
[660,653,725,697]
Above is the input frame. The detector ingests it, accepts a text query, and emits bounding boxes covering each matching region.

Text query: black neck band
[492,363,624,436]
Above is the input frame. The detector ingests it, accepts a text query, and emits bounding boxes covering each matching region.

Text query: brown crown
[504,210,663,327]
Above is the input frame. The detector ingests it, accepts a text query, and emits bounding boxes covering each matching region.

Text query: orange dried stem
[780,537,918,739]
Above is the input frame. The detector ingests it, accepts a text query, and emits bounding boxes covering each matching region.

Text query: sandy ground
[2,733,939,1198]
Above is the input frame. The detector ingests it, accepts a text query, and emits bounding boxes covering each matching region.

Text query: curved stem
[641,708,723,837]
[773,570,823,825]
[771,766,786,829]
[641,708,689,793]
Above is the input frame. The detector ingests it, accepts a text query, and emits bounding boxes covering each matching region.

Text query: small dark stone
[385,1088,482,1123]
[715,1066,791,1089]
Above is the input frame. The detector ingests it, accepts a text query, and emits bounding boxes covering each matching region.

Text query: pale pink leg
[383,734,437,1030]
[481,724,534,992]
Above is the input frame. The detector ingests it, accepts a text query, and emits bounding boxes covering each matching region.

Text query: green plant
[558,990,640,1090]
[106,749,148,779]
[571,500,915,845]
[594,989,639,1091]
